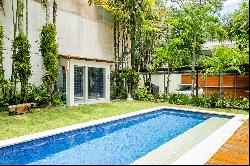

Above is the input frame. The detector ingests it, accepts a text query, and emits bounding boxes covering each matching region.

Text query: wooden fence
[181,73,249,99]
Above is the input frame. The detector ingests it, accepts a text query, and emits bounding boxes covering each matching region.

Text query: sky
[164,0,243,16]
[221,0,243,15]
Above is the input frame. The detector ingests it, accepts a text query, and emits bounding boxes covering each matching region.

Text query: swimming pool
[0,108,233,165]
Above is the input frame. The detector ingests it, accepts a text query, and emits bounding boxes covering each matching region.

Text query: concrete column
[84,66,88,102]
[105,66,111,101]
[66,60,74,107]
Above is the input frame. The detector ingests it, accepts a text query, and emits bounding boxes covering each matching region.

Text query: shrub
[122,68,140,95]
[110,71,127,100]
[28,85,63,107]
[229,97,249,110]
[156,92,249,110]
[27,85,50,107]
[190,96,209,107]
[162,93,190,105]
[208,91,220,107]
[133,86,154,101]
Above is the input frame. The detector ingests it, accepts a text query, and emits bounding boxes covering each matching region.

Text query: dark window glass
[88,67,105,99]
[74,66,85,100]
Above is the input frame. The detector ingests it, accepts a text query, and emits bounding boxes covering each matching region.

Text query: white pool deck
[0,106,248,165]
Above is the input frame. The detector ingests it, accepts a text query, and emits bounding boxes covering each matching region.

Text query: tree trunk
[220,71,224,98]
[164,68,166,95]
[11,0,18,103]
[46,0,50,24]
[166,64,171,95]
[17,0,24,32]
[52,0,57,24]
[117,22,120,70]
[191,34,197,96]
[26,0,28,35]
[131,3,137,70]
[196,68,199,97]
[114,21,117,71]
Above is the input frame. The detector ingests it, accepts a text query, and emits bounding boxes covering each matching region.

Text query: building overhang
[59,54,116,64]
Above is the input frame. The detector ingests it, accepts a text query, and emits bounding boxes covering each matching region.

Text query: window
[88,67,105,99]
[74,66,85,102]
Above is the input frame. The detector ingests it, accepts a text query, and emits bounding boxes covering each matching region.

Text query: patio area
[206,120,249,165]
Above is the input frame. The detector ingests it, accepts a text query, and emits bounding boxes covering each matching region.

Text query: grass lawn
[0,100,248,141]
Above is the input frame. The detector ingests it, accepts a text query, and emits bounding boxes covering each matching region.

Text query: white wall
[0,0,114,86]
[139,73,182,94]
[56,0,114,61]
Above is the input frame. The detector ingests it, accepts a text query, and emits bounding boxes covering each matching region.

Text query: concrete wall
[0,0,114,86]
[139,73,182,94]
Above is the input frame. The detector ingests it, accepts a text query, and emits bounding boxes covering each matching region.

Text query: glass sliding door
[74,65,85,103]
[88,67,105,99]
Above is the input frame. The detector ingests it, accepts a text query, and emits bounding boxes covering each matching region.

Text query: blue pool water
[0,109,232,165]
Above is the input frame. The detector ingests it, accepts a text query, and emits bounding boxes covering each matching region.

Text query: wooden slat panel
[207,76,220,86]
[206,120,249,165]
[236,88,249,98]
[236,75,249,87]
[182,75,216,86]
[181,75,192,84]
[198,76,206,86]
[223,75,235,86]
[182,74,249,99]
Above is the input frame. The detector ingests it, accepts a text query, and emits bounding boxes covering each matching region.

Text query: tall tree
[224,0,249,52]
[164,0,225,95]
[202,45,249,98]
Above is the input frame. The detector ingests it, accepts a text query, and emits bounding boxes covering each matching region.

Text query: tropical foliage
[224,0,249,51]
[12,32,31,103]
[201,45,249,97]
[40,23,59,105]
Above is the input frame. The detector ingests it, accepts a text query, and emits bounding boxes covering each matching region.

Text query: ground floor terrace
[0,101,248,165]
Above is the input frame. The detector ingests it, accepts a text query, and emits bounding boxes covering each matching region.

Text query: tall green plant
[202,45,249,98]
[122,68,140,97]
[0,24,6,101]
[40,23,58,104]
[224,0,249,52]
[12,32,31,103]
[166,0,225,95]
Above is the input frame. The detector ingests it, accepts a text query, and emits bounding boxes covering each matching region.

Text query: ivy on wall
[12,32,31,103]
[40,23,59,104]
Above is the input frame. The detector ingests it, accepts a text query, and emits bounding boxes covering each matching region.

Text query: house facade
[0,0,115,106]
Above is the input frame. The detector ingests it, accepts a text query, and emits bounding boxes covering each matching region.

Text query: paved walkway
[206,120,249,165]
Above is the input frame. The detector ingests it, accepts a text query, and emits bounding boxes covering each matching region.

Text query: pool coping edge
[0,106,248,150]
